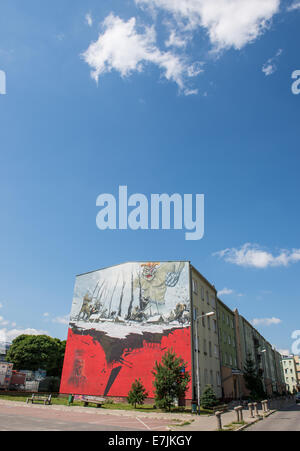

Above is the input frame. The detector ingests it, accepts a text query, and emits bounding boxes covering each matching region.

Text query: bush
[200,385,218,409]
[127,379,148,408]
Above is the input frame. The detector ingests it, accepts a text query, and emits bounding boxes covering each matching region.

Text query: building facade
[190,266,222,402]
[234,309,285,397]
[216,298,241,400]
[294,355,300,390]
[282,356,299,394]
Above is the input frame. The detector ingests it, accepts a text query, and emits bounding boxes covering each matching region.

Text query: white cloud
[82,13,202,94]
[0,328,49,343]
[86,12,93,27]
[165,29,189,48]
[52,315,70,325]
[287,2,300,11]
[0,303,3,309]
[136,0,280,50]
[214,243,300,268]
[252,317,282,326]
[218,287,234,296]
[43,312,50,317]
[262,48,283,76]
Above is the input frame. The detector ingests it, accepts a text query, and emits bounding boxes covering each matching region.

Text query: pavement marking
[136,417,151,430]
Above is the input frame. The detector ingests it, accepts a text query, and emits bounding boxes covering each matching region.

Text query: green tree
[152,348,191,412]
[200,385,218,409]
[6,335,66,377]
[127,378,148,408]
[244,353,265,400]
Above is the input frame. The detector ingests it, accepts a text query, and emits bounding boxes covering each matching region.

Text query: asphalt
[246,404,300,431]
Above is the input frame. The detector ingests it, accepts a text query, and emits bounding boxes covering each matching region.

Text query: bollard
[262,400,267,413]
[234,406,241,422]
[248,403,254,418]
[215,411,222,431]
[253,402,259,417]
[239,406,244,422]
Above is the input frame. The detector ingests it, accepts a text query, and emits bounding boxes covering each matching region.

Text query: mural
[60,261,192,399]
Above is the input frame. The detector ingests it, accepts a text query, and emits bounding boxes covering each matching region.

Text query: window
[230,355,233,366]
[213,320,217,333]
[214,345,219,358]
[228,335,231,345]
[216,372,221,386]
[207,316,211,330]
[206,291,209,304]
[209,341,212,357]
[202,312,205,327]
[210,370,214,385]
[231,319,234,329]
[224,333,227,344]
[201,287,204,300]
[226,315,229,325]
[192,279,198,294]
[203,339,207,354]
[211,296,216,308]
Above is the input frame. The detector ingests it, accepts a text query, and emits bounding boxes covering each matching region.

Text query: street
[247,404,300,431]
[0,401,171,431]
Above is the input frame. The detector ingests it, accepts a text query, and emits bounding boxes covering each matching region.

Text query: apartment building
[216,298,241,399]
[60,260,287,402]
[190,266,222,402]
[294,355,300,390]
[234,309,285,397]
[282,356,299,393]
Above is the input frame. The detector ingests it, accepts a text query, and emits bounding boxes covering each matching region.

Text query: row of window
[197,339,219,358]
[221,331,236,347]
[192,279,216,307]
[217,310,235,329]
[204,369,221,387]
[222,352,237,368]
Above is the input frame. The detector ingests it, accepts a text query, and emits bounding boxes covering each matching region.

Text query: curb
[235,410,277,431]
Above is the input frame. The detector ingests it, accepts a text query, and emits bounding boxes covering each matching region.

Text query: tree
[127,378,148,408]
[152,348,191,411]
[6,335,66,377]
[243,353,265,400]
[200,385,218,409]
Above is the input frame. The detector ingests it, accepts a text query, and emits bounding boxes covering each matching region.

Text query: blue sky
[0,0,300,354]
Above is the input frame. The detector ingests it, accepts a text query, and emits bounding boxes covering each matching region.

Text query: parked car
[295,393,300,404]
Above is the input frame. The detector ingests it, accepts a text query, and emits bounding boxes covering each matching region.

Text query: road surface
[247,404,300,431]
[0,402,171,431]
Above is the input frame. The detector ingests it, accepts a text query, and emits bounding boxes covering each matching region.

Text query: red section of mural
[60,327,192,399]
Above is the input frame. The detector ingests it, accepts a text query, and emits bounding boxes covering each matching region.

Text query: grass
[0,394,211,415]
[223,421,247,431]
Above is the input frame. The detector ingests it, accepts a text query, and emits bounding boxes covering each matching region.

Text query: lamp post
[195,311,215,413]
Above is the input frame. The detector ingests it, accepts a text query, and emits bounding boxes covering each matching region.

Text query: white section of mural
[69,262,190,338]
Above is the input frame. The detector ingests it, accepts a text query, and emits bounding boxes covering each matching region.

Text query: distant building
[294,355,300,390]
[282,355,299,394]
[234,310,285,397]
[0,342,11,362]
